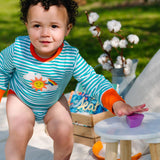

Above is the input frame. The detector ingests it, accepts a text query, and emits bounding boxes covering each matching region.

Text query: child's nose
[41,27,50,36]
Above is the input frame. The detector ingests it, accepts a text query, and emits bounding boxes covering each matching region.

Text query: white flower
[102,61,113,71]
[88,12,99,24]
[107,20,121,33]
[98,54,113,70]
[117,55,125,62]
[117,56,125,64]
[114,63,122,68]
[119,39,128,48]
[89,26,101,37]
[124,66,131,75]
[124,58,133,75]
[110,36,120,48]
[127,34,139,44]
[98,53,108,64]
[126,58,133,66]
[115,56,125,66]
[103,40,112,52]
[123,58,133,75]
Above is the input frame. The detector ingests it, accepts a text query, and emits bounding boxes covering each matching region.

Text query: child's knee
[54,124,74,146]
[59,123,73,136]
[9,122,34,139]
[48,120,73,140]
[59,122,73,137]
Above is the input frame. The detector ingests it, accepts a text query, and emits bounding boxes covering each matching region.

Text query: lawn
[0,0,160,93]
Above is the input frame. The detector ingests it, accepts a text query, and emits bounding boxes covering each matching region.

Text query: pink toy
[126,113,144,128]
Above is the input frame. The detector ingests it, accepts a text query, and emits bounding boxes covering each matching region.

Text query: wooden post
[149,143,160,160]
[105,142,118,160]
[120,140,131,160]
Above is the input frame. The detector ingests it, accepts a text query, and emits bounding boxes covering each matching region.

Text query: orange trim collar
[30,43,63,62]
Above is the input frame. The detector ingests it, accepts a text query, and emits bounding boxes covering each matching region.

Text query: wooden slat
[72,111,114,127]
[74,135,100,147]
[92,111,114,125]
[72,113,93,127]
[73,125,98,138]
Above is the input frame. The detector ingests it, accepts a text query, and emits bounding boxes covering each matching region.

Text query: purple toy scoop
[126,113,144,128]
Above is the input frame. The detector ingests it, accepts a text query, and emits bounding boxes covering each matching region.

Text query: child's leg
[44,95,73,160]
[5,94,35,160]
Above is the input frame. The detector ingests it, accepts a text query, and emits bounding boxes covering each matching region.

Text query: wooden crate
[72,111,114,146]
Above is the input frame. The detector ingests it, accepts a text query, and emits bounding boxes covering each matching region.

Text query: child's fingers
[134,104,149,112]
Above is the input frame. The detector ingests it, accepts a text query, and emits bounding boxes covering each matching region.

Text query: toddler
[0,0,148,160]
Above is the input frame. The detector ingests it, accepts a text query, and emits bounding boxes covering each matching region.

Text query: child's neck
[35,51,56,59]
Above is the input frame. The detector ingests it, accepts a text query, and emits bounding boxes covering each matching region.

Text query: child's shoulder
[63,40,79,53]
[15,35,30,43]
[13,36,31,50]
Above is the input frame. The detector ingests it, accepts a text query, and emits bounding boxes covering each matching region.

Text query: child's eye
[34,24,40,28]
[52,25,58,28]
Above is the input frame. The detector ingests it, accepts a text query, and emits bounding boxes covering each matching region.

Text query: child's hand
[113,101,149,117]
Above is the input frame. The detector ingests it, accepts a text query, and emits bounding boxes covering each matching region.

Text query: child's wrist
[112,100,125,114]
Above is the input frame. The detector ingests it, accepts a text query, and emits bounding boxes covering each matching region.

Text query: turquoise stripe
[0,36,113,112]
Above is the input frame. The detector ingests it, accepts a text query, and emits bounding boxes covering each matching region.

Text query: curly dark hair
[20,0,78,25]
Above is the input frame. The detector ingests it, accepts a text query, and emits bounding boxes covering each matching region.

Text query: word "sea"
[77,97,99,112]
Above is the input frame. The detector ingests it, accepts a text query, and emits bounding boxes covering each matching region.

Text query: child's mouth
[41,41,51,44]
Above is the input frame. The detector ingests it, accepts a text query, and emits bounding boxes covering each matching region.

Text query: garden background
[0,0,160,93]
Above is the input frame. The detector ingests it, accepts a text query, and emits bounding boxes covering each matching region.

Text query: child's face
[25,3,72,58]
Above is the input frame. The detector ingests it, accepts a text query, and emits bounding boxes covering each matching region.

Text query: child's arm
[0,43,15,100]
[101,88,125,114]
[112,101,148,116]
[73,53,114,104]
[73,51,148,115]
[101,88,148,116]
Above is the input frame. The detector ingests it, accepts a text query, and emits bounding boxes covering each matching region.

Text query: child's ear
[66,23,73,36]
[25,22,28,28]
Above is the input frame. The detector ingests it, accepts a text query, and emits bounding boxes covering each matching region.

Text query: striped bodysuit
[0,36,123,120]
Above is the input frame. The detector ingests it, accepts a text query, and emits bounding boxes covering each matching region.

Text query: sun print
[24,72,58,91]
[30,77,47,91]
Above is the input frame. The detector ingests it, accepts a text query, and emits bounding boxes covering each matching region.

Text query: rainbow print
[48,79,57,86]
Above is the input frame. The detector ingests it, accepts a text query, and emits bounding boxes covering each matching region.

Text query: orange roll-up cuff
[0,89,6,103]
[102,88,125,114]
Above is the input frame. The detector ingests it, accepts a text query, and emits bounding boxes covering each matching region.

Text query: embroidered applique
[23,72,58,91]
[30,77,47,91]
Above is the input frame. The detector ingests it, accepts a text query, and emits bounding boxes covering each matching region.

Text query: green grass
[0,0,160,93]
[0,0,27,50]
